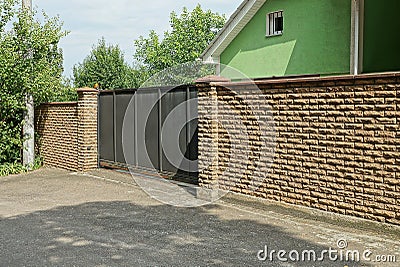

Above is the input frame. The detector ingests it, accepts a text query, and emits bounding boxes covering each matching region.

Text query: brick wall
[35,102,78,171]
[35,88,98,172]
[197,73,400,225]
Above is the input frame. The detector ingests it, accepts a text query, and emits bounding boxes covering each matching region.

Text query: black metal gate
[98,85,198,184]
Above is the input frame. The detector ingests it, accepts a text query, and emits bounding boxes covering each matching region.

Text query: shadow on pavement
[0,201,370,266]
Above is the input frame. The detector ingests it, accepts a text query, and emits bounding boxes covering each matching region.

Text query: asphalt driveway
[0,168,399,266]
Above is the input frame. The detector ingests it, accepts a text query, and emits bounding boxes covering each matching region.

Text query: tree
[47,77,77,102]
[133,5,226,78]
[0,0,67,164]
[73,38,136,90]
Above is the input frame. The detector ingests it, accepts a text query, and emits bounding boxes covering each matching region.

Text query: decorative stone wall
[197,72,400,225]
[35,88,98,172]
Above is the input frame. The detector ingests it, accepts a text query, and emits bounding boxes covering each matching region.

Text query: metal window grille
[267,11,283,36]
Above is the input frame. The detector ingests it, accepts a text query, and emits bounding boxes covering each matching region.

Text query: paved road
[0,168,399,266]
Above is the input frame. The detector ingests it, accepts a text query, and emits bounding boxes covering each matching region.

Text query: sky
[33,0,244,77]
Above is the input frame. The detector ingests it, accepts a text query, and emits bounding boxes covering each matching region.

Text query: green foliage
[0,0,67,165]
[0,0,14,32]
[73,38,137,90]
[47,77,78,102]
[133,4,226,79]
[0,162,27,177]
[0,156,42,177]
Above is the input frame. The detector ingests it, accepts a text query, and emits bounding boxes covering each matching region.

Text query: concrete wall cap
[212,71,400,87]
[195,75,231,84]
[40,102,78,106]
[76,87,99,93]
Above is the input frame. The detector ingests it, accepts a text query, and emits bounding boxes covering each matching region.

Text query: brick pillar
[197,82,219,189]
[77,88,98,172]
[196,76,230,194]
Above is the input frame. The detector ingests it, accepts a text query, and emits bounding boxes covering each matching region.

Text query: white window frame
[266,10,284,37]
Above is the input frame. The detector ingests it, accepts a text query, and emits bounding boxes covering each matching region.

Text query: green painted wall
[363,0,400,73]
[220,0,351,79]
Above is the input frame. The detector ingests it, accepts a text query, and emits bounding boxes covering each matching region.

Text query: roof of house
[201,0,267,62]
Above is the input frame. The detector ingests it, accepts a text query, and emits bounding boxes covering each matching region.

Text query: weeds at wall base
[0,157,43,177]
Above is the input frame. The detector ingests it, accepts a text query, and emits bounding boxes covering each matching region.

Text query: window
[266,11,283,37]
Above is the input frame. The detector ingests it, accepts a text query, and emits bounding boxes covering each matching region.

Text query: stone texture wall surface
[197,72,400,225]
[35,88,98,172]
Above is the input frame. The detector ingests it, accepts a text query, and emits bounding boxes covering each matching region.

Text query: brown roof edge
[210,72,400,87]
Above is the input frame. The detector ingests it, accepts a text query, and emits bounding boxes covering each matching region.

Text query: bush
[0,156,42,177]
[0,162,27,177]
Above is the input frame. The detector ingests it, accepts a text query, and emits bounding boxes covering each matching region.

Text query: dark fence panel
[98,85,198,184]
[160,87,187,174]
[98,92,114,162]
[136,89,160,170]
[115,92,135,164]
[188,87,198,172]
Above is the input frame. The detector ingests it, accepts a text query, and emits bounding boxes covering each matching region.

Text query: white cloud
[34,0,243,76]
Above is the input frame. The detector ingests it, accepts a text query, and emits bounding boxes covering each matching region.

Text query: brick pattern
[35,103,78,171]
[35,88,98,172]
[77,89,98,171]
[197,73,400,225]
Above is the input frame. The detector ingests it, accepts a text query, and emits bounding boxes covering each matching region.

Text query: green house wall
[363,0,400,73]
[220,0,351,79]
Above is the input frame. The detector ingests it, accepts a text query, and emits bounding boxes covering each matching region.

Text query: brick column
[197,82,219,189]
[77,88,98,172]
[196,76,230,195]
